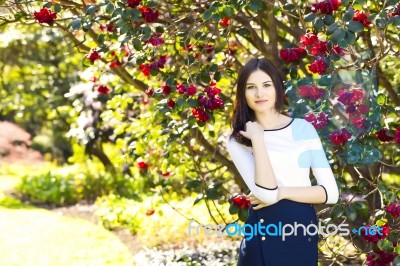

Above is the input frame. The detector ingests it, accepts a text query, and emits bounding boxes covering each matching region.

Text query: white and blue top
[226,117,339,205]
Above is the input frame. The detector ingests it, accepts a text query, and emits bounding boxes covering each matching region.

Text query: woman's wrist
[251,135,264,143]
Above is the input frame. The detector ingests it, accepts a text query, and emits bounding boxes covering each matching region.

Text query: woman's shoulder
[291,118,319,140]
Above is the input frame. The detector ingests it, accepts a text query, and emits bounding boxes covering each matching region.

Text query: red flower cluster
[197,85,224,111]
[167,98,175,109]
[162,84,171,95]
[145,88,154,97]
[337,88,363,105]
[139,6,159,23]
[300,32,319,46]
[311,41,328,56]
[304,112,329,129]
[331,45,345,56]
[147,32,164,46]
[176,83,197,97]
[353,10,372,27]
[366,248,397,266]
[97,85,110,94]
[279,48,307,63]
[139,55,168,76]
[375,128,395,142]
[220,17,230,27]
[308,57,327,75]
[298,85,326,101]
[361,223,390,243]
[100,24,117,32]
[329,128,351,145]
[127,0,141,8]
[192,107,210,123]
[232,195,251,208]
[311,0,341,15]
[137,161,148,169]
[385,201,400,218]
[109,60,122,68]
[87,50,101,63]
[34,8,57,25]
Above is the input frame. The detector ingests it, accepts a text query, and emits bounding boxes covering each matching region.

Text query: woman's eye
[263,84,270,87]
[247,86,254,89]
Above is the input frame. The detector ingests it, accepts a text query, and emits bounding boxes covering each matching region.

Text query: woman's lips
[255,100,268,104]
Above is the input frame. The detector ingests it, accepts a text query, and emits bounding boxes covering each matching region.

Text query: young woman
[226,58,339,265]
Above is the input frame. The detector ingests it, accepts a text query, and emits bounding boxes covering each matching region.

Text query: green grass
[0,175,134,266]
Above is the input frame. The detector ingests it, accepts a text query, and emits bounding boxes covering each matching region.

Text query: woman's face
[244,69,276,114]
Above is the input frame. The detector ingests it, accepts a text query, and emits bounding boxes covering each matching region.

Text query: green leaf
[69,18,82,30]
[97,34,105,43]
[378,182,388,193]
[304,13,316,22]
[206,188,219,200]
[85,5,97,15]
[318,74,333,86]
[214,71,221,81]
[193,194,203,205]
[343,8,354,22]
[376,18,387,28]
[323,15,335,25]
[344,205,357,221]
[202,9,213,21]
[106,3,114,14]
[133,38,142,51]
[186,179,202,189]
[330,205,345,219]
[347,21,364,32]
[314,17,324,30]
[53,4,62,13]
[187,98,198,108]
[200,70,211,83]
[283,4,294,10]
[331,28,346,43]
[223,6,235,18]
[249,0,262,12]
[393,256,400,266]
[229,203,239,214]
[238,207,248,222]
[237,27,251,37]
[211,13,222,23]
[326,23,338,35]
[377,93,387,105]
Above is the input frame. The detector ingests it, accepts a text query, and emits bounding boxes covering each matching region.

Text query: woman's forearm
[251,137,278,190]
[278,186,327,204]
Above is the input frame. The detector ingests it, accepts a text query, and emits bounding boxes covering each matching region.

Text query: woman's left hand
[247,193,268,210]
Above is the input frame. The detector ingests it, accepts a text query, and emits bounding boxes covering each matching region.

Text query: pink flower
[331,45,345,56]
[187,84,197,96]
[139,64,150,76]
[279,48,307,63]
[34,8,57,25]
[385,201,400,218]
[304,112,329,129]
[361,223,390,243]
[308,57,327,75]
[298,85,326,100]
[300,32,319,46]
[148,32,164,46]
[395,126,400,144]
[138,161,148,169]
[329,128,352,145]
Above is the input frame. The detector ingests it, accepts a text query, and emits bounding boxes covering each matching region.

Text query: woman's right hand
[239,121,264,141]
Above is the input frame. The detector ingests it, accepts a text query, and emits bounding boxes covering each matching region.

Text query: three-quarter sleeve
[226,135,279,205]
[304,122,340,204]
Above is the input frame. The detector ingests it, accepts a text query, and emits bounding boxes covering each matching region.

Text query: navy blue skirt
[237,199,318,266]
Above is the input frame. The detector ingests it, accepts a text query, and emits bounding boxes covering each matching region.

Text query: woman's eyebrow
[246,81,273,85]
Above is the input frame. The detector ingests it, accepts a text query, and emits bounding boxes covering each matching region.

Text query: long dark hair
[229,57,286,147]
